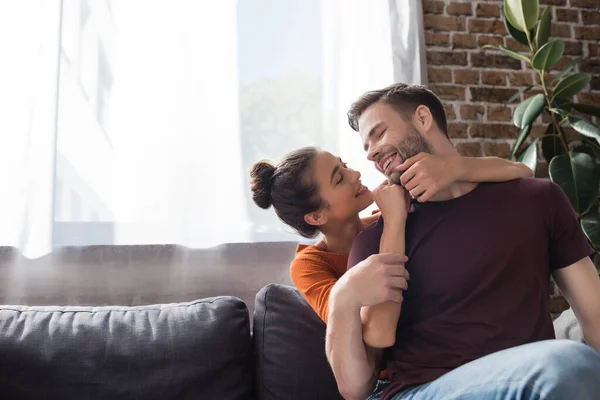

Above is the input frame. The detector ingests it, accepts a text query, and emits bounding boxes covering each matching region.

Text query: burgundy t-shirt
[347,179,594,400]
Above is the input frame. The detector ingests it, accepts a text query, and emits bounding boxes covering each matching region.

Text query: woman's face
[310,151,374,224]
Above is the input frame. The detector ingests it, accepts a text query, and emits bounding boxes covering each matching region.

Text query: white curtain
[0,0,425,259]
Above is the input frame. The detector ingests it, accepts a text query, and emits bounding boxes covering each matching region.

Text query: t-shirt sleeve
[290,255,339,324]
[348,217,383,270]
[547,181,595,270]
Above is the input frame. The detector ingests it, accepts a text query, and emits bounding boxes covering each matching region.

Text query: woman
[250,147,532,346]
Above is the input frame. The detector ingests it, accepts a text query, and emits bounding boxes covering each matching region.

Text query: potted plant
[482,0,600,270]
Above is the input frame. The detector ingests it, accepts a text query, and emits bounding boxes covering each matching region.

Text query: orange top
[290,241,389,379]
[290,244,348,324]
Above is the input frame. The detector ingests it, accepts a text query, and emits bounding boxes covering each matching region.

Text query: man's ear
[414,105,433,132]
[304,211,327,227]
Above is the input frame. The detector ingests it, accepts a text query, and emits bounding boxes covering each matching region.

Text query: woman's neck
[318,215,365,255]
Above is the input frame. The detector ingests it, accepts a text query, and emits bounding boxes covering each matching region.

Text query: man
[325,83,600,400]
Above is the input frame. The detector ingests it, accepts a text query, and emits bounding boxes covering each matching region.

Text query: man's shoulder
[348,216,384,269]
[480,177,552,201]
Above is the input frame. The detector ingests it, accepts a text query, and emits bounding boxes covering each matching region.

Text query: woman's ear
[414,105,433,132]
[304,211,327,227]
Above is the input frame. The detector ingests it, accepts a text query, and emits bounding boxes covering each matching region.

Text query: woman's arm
[361,183,409,348]
[455,156,533,182]
[397,153,533,203]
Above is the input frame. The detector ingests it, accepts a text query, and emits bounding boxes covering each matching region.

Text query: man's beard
[394,126,431,163]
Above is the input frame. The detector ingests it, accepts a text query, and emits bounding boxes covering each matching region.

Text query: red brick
[549,57,574,72]
[563,41,583,56]
[456,143,483,157]
[574,26,600,41]
[482,71,507,86]
[580,59,600,75]
[589,43,600,58]
[537,161,549,178]
[508,71,534,86]
[504,38,531,52]
[423,0,444,14]
[551,23,572,38]
[452,33,477,49]
[447,2,472,16]
[475,3,500,18]
[555,8,580,23]
[484,142,511,158]
[592,77,600,91]
[487,106,512,121]
[428,67,452,83]
[571,0,599,7]
[448,123,469,138]
[579,92,600,105]
[444,104,457,121]
[468,19,508,35]
[523,89,545,100]
[429,84,466,100]
[478,35,505,47]
[425,32,450,46]
[471,87,519,103]
[470,53,522,70]
[454,69,479,85]
[427,51,468,66]
[460,105,484,121]
[540,0,567,4]
[424,15,467,32]
[470,123,518,138]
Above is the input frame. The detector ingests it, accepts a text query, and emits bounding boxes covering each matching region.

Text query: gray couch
[0,245,583,399]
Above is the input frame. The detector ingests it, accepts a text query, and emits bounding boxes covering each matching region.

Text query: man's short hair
[347,83,448,137]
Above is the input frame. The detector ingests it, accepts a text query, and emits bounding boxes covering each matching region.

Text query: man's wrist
[454,156,468,181]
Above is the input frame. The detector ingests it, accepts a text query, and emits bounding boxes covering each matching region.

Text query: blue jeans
[367,340,600,400]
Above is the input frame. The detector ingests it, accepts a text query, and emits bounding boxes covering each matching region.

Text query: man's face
[358,102,430,177]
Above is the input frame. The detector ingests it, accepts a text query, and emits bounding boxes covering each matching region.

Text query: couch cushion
[253,284,342,400]
[0,297,254,400]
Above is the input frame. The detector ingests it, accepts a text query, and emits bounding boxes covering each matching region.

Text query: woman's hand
[373,180,411,224]
[396,153,464,202]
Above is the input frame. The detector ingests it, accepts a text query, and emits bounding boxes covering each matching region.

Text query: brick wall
[423,0,600,178]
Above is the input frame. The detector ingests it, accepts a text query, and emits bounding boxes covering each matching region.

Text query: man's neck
[427,137,478,202]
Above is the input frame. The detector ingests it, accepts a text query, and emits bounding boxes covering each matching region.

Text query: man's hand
[396,153,463,202]
[334,253,410,309]
[373,180,411,225]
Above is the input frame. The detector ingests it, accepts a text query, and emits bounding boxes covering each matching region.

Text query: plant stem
[540,71,569,151]
[524,27,535,53]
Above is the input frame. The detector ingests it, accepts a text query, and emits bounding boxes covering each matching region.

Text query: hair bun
[250,161,276,209]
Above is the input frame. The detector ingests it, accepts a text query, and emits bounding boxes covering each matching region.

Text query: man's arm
[327,287,381,400]
[553,257,600,352]
[327,253,408,399]
[362,219,406,348]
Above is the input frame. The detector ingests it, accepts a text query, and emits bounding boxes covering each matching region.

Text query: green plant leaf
[549,152,600,215]
[482,45,531,63]
[507,85,534,104]
[536,7,552,48]
[571,104,600,118]
[568,114,600,144]
[504,0,540,32]
[513,94,546,128]
[503,12,533,45]
[541,125,566,162]
[510,125,532,160]
[517,140,538,174]
[553,73,591,100]
[552,57,581,84]
[532,40,564,70]
[582,208,600,251]
[548,108,569,118]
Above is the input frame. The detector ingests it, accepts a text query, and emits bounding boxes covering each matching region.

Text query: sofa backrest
[0,296,254,400]
[253,284,343,400]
